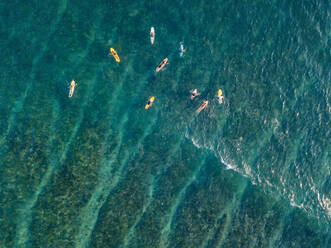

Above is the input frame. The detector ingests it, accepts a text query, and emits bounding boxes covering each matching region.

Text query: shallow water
[0,0,330,247]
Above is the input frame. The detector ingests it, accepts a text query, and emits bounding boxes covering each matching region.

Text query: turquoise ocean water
[0,0,330,247]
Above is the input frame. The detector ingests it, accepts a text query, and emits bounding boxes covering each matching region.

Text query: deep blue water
[0,0,330,247]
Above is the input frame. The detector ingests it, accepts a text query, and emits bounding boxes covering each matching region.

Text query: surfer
[150,27,155,44]
[190,89,200,100]
[110,47,120,63]
[179,42,186,57]
[156,58,168,72]
[68,80,77,98]
[145,96,155,109]
[217,89,224,104]
[196,100,208,114]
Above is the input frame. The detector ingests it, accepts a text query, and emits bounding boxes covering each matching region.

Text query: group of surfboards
[68,26,224,113]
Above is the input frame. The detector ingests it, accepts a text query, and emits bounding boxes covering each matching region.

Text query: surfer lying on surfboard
[150,27,155,44]
[156,58,168,72]
[69,80,77,98]
[110,47,120,63]
[145,96,155,109]
[179,42,186,57]
[196,100,208,114]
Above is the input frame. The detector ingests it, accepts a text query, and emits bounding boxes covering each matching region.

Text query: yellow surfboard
[110,47,120,63]
[145,96,155,109]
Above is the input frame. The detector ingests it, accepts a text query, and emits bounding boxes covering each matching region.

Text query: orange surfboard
[156,58,168,72]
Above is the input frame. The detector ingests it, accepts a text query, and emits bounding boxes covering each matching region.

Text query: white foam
[321,194,331,218]
[185,132,237,171]
[185,105,330,223]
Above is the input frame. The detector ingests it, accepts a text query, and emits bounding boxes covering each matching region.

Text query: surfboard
[150,27,155,44]
[145,96,155,109]
[69,80,77,98]
[156,58,168,72]
[110,48,120,63]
